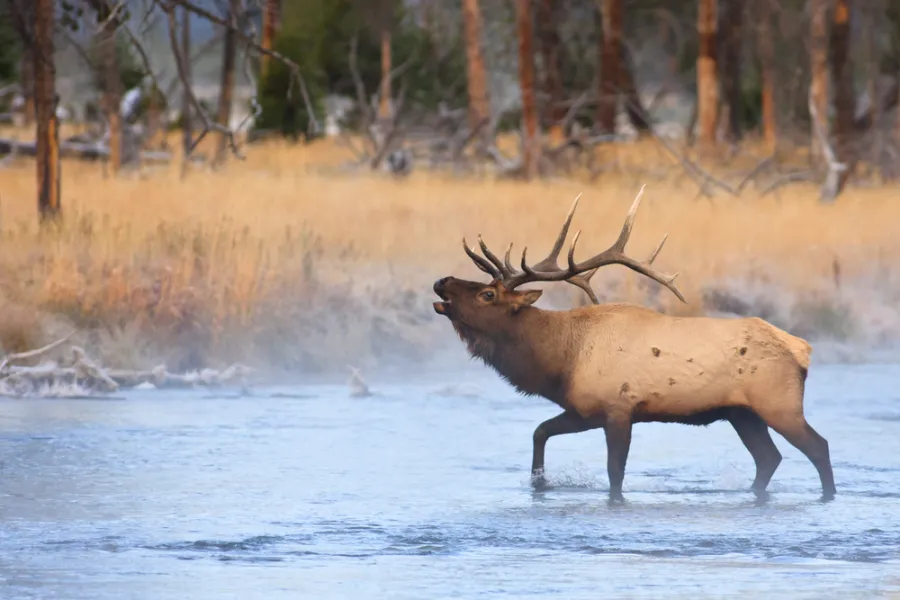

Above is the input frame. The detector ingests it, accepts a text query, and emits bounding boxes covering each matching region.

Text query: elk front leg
[531,411,598,488]
[604,414,633,503]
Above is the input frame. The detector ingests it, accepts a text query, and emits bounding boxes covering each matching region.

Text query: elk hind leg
[765,413,836,500]
[728,408,782,497]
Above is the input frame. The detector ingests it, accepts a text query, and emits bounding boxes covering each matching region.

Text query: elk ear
[521,289,543,305]
[511,289,542,313]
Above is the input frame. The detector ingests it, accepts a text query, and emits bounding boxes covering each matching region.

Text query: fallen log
[0,137,172,164]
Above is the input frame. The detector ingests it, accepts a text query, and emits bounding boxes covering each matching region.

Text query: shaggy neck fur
[453,307,578,405]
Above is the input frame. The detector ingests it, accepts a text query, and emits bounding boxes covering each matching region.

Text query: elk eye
[480,290,495,302]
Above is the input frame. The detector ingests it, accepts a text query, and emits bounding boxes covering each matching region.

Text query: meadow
[1,129,899,377]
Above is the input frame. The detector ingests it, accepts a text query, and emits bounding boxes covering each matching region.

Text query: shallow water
[1,363,899,599]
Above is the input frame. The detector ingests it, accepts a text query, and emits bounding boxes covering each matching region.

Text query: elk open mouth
[433,300,452,315]
[433,278,453,316]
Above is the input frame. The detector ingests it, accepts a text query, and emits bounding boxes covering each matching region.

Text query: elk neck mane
[452,306,580,401]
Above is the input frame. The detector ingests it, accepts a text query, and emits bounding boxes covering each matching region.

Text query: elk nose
[434,277,450,293]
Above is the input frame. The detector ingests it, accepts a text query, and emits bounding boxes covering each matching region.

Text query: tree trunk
[98,22,122,175]
[261,0,280,76]
[696,0,719,149]
[719,0,742,143]
[20,45,35,126]
[536,0,566,143]
[462,0,492,150]
[515,0,541,179]
[830,0,853,190]
[181,5,193,175]
[756,0,777,151]
[214,0,240,166]
[378,29,393,120]
[33,0,60,221]
[809,0,830,166]
[596,0,622,135]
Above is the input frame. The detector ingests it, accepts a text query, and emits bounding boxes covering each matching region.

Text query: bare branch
[163,2,245,159]
[161,0,320,134]
[808,91,848,203]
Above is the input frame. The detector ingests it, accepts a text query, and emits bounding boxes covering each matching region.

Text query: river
[1,363,898,599]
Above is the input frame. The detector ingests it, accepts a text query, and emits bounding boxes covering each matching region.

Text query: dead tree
[830,0,854,194]
[180,5,193,176]
[462,0,492,151]
[809,0,830,167]
[516,0,541,179]
[696,0,719,150]
[596,0,622,135]
[755,0,777,150]
[92,2,123,175]
[32,0,61,221]
[214,0,240,167]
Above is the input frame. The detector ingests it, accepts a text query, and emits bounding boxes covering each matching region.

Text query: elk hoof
[607,487,626,504]
[607,493,626,506]
[751,489,771,504]
[531,471,549,490]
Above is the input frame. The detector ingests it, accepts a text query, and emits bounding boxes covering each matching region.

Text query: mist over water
[0,360,898,598]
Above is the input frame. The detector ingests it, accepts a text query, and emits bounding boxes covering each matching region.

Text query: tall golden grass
[0,129,898,373]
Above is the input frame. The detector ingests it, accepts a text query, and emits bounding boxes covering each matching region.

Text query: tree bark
[719,0,742,143]
[33,0,60,221]
[596,0,622,135]
[536,0,566,143]
[755,0,777,150]
[809,0,830,166]
[378,29,393,120]
[830,0,853,189]
[515,0,541,179]
[261,0,280,76]
[181,5,192,176]
[461,0,492,149]
[696,0,719,149]
[214,0,240,166]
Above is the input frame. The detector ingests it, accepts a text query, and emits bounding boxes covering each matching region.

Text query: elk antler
[462,186,687,304]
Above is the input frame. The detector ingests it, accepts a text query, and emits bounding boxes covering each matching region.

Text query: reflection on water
[1,364,899,599]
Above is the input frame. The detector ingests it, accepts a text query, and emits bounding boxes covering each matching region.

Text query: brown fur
[433,276,835,502]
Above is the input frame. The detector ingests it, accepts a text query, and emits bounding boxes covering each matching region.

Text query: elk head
[433,186,687,330]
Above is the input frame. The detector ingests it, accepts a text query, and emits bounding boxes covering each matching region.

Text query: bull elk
[432,187,835,502]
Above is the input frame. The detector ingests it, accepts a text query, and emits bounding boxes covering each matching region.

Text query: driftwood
[347,365,372,398]
[0,334,254,398]
[0,137,172,164]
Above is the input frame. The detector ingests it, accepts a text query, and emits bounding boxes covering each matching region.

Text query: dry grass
[1,128,899,374]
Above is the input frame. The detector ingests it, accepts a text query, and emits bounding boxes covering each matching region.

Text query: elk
[432,186,835,502]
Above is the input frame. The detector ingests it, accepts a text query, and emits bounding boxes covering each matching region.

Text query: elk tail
[777,330,813,380]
